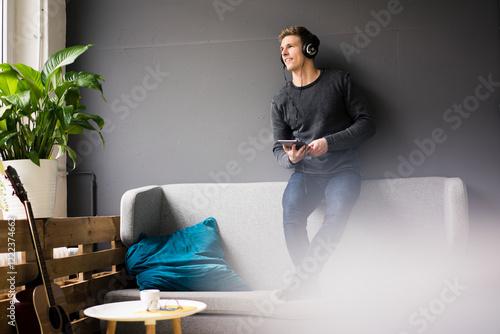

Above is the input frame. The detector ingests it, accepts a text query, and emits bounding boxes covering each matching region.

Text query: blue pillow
[125,217,251,291]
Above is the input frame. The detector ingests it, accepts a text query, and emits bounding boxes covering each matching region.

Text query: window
[1,0,14,65]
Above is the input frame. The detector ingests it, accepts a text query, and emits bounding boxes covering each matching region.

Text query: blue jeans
[282,170,361,274]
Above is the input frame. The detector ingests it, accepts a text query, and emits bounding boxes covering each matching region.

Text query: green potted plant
[0,44,106,218]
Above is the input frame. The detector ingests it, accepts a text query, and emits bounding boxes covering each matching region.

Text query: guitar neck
[23,200,57,308]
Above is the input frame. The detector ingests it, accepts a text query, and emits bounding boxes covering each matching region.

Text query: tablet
[278,140,306,149]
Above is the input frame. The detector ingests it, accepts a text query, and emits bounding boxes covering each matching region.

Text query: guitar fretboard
[24,201,56,307]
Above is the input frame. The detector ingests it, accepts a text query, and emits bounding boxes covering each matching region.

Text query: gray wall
[66,1,500,241]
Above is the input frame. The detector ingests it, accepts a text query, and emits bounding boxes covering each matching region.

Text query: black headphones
[281,34,320,66]
[302,35,320,59]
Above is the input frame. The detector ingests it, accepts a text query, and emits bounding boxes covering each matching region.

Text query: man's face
[280,35,304,72]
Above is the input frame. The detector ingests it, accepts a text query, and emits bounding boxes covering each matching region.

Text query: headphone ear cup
[302,35,320,59]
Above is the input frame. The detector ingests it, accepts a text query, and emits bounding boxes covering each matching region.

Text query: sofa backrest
[156,182,291,291]
[120,177,468,291]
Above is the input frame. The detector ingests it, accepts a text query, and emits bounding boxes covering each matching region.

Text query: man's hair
[278,26,315,44]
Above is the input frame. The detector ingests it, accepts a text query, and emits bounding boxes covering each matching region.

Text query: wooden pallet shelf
[0,216,133,334]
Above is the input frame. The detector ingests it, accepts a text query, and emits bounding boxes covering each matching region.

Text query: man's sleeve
[325,72,376,150]
[271,100,295,169]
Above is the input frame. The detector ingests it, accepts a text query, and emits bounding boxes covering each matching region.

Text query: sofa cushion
[125,217,251,291]
[104,289,330,319]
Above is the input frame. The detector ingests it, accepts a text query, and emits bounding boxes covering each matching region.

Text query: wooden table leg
[145,324,156,334]
[106,320,117,334]
[172,318,182,334]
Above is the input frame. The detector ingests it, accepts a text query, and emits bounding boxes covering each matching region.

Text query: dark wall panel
[65,0,500,235]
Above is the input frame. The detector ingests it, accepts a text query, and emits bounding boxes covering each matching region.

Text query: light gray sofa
[104,177,469,334]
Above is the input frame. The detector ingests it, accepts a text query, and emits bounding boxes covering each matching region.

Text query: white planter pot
[1,159,58,219]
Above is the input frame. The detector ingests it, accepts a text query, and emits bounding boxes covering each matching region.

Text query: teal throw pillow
[125,217,251,291]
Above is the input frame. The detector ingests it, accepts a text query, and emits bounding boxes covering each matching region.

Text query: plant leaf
[74,112,105,129]
[55,105,74,131]
[0,105,12,119]
[26,151,40,166]
[55,143,77,169]
[0,65,19,96]
[54,81,77,104]
[66,146,77,169]
[67,124,84,134]
[41,44,92,87]
[0,129,17,146]
[70,118,97,131]
[65,71,107,102]
[13,63,43,101]
[20,124,35,146]
[65,87,81,108]
[4,91,32,116]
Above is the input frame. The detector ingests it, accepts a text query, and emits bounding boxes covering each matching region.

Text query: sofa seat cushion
[104,289,330,319]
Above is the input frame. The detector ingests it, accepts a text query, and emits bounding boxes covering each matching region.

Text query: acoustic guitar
[4,166,73,334]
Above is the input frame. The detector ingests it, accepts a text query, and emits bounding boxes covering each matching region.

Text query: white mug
[140,289,160,310]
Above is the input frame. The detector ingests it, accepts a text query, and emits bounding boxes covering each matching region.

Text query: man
[271,26,375,300]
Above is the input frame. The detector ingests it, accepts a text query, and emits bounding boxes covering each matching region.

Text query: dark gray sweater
[271,69,375,175]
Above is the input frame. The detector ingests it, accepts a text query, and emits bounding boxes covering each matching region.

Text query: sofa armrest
[444,177,469,254]
[120,185,163,247]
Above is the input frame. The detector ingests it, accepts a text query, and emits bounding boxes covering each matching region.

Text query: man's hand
[307,138,328,157]
[283,144,307,164]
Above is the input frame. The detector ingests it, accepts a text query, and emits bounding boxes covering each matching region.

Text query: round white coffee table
[84,299,207,334]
